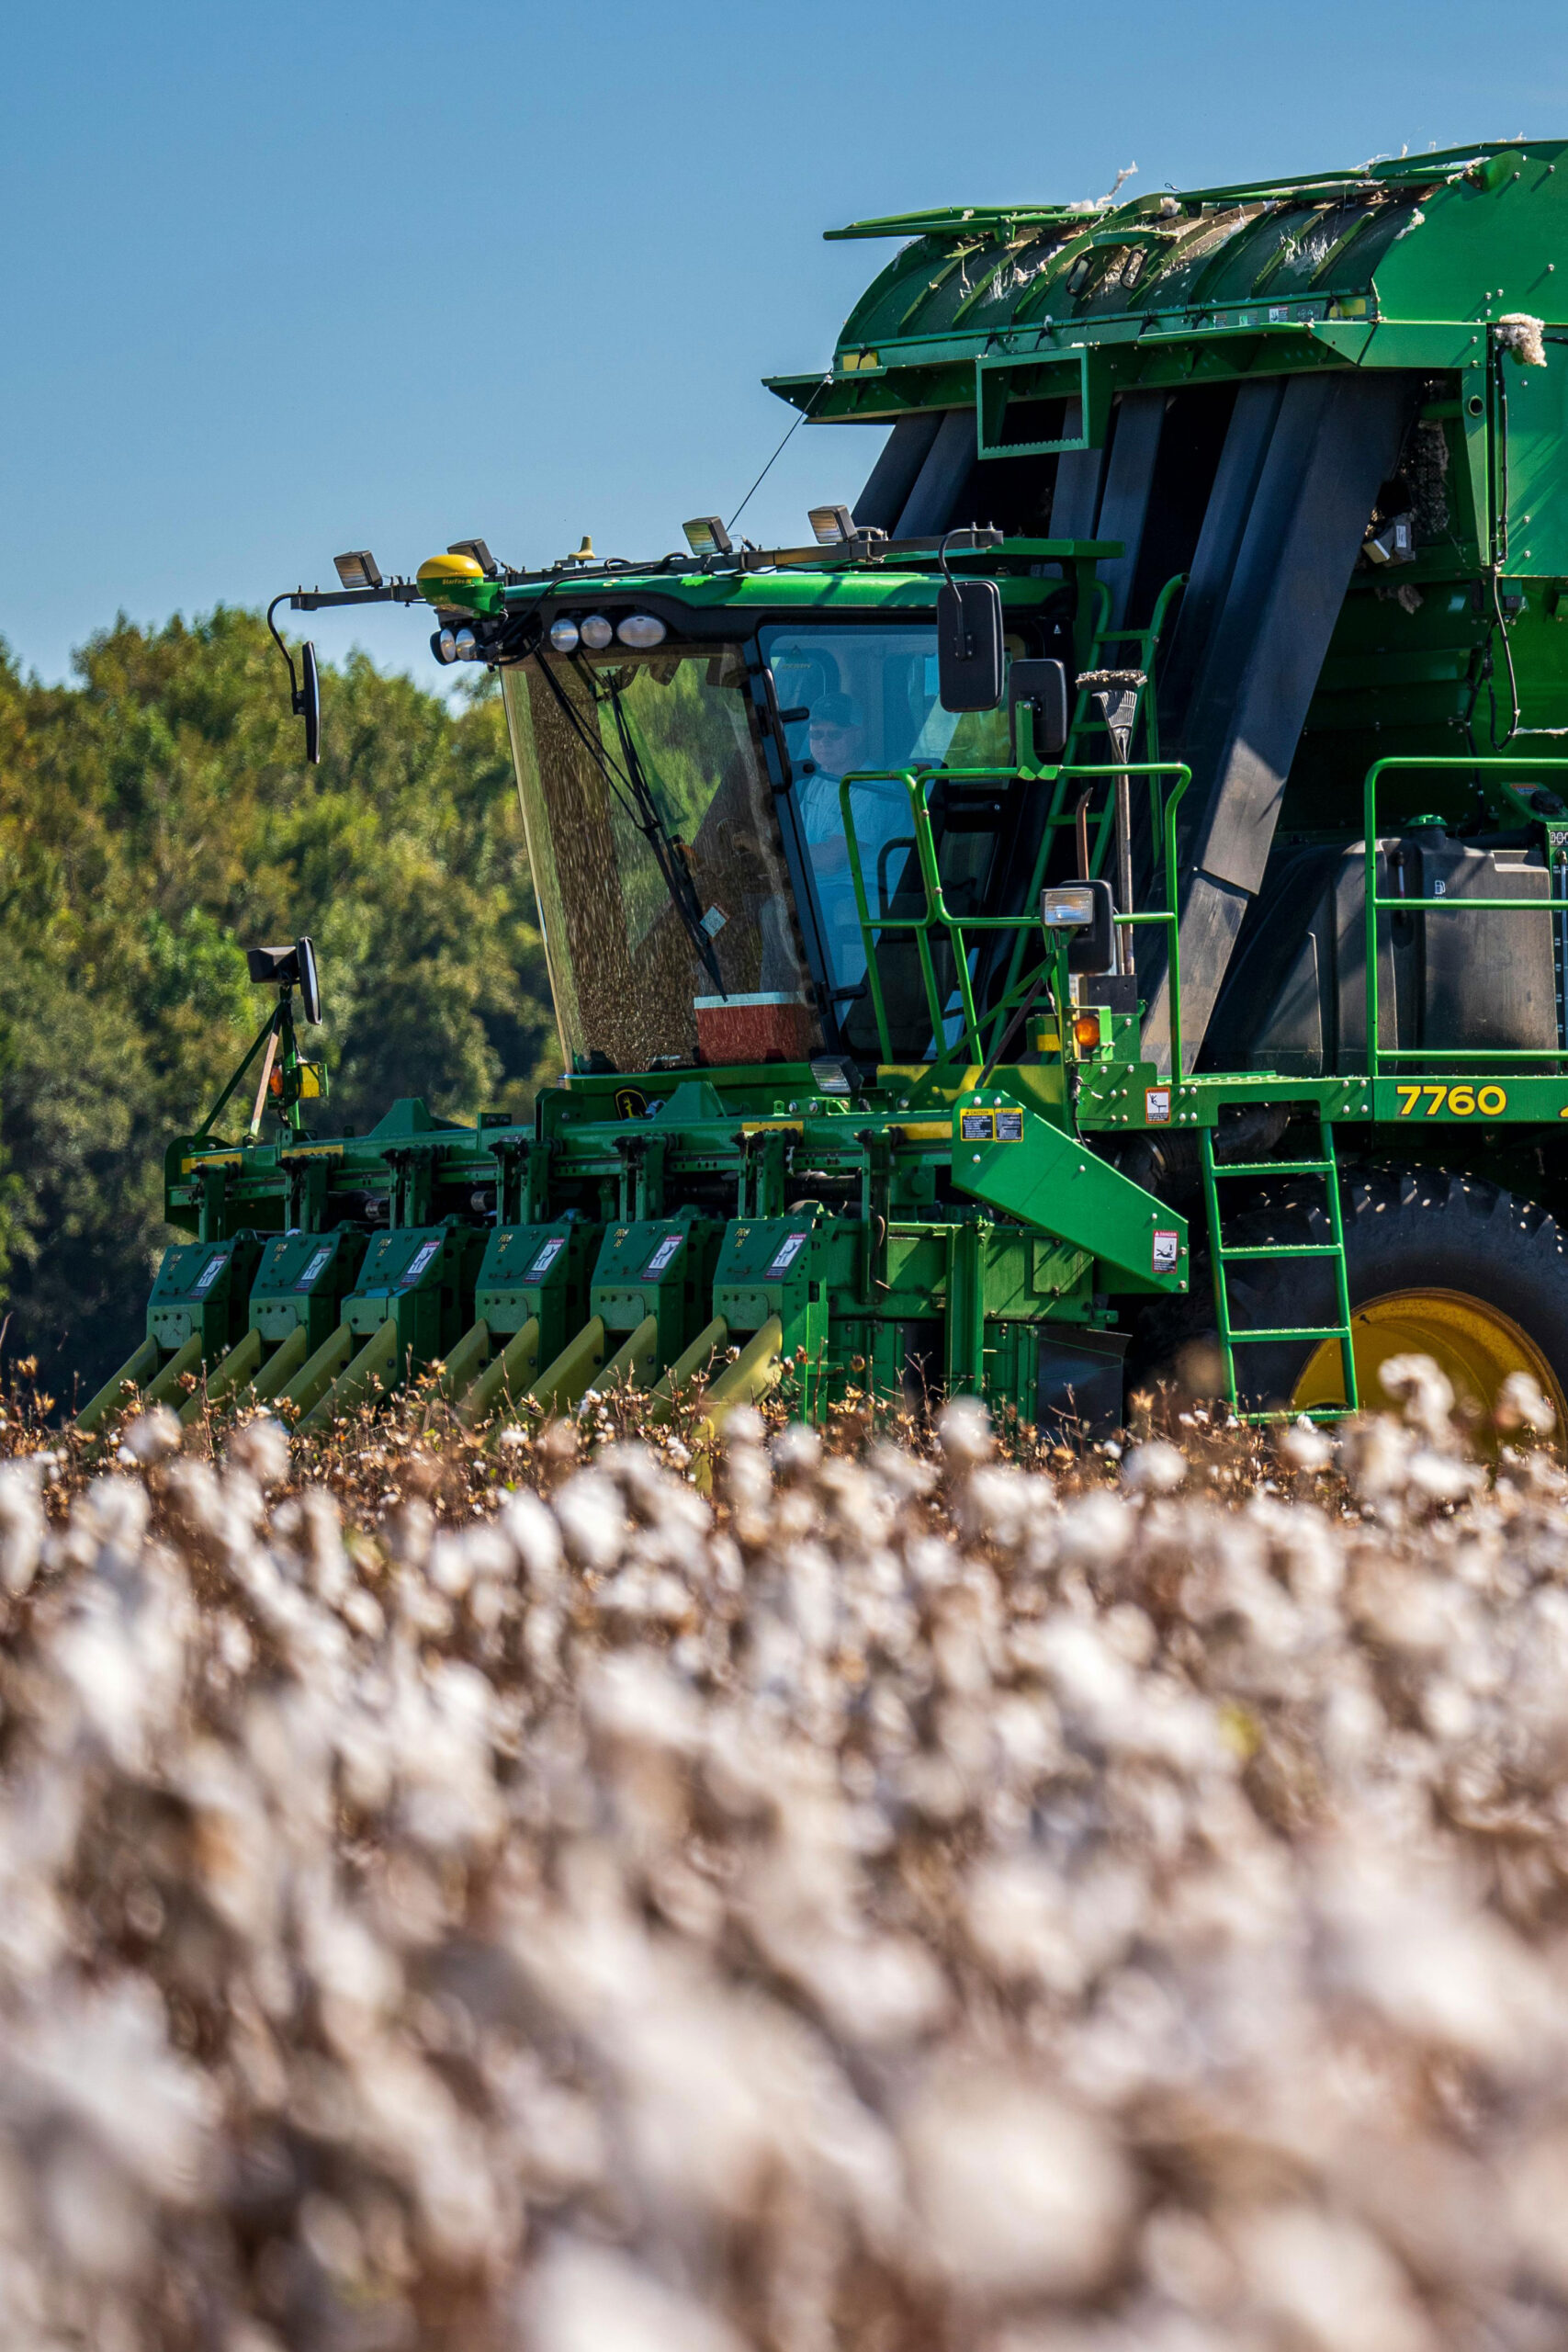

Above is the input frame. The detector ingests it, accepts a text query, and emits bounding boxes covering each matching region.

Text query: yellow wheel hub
[1292,1286,1567,1436]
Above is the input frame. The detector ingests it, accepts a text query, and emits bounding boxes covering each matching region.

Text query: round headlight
[433,628,457,664]
[580,614,615,651]
[616,613,667,649]
[454,627,479,661]
[547,617,581,654]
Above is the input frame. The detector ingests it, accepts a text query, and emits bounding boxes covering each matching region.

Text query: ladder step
[1217,1243,1345,1261]
[1209,1158,1333,1179]
[1235,1404,1348,1426]
[1227,1324,1352,1346]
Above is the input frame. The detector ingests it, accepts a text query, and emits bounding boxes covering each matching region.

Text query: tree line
[0,609,558,1403]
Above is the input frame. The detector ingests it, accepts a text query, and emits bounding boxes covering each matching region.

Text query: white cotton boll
[1121,1440,1186,1496]
[299,1483,350,1606]
[900,2064,1133,2301]
[553,1472,626,1571]
[720,1405,765,1451]
[1378,1351,1455,1432]
[1278,1417,1334,1474]
[1502,2128,1568,2295]
[1406,1451,1482,1505]
[178,1738,280,1945]
[955,1464,1038,1547]
[964,1854,1085,1996]
[79,1473,152,1559]
[938,1396,992,1465]
[521,2240,748,2352]
[583,1652,702,1759]
[779,1928,951,2049]
[1496,1368,1556,1434]
[39,2133,150,2282]
[1226,2203,1437,2352]
[989,1690,1064,1784]
[1102,1602,1156,1667]
[0,1459,45,1596]
[867,1440,941,1499]
[500,1488,564,1589]
[225,1417,289,1488]
[1341,1414,1415,1500]
[119,1406,182,1466]
[1054,1489,1131,1571]
[1496,311,1548,367]
[429,1528,481,1600]
[772,1421,823,1479]
[7,1978,217,2203]
[1321,1847,1561,2075]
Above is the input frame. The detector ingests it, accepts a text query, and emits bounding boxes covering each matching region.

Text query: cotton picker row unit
[81,138,1568,1442]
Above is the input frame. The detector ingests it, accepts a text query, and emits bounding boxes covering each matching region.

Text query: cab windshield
[502,621,1025,1073]
[503,643,806,1070]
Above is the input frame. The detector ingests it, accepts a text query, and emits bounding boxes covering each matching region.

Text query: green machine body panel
[589,1207,726,1364]
[247,1227,367,1354]
[474,1216,599,1361]
[148,1234,264,1359]
[343,1221,485,1364]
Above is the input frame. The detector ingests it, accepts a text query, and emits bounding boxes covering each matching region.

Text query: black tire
[1128,1165,1568,1416]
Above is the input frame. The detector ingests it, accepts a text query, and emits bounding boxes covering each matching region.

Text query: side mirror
[296,935,322,1024]
[936,576,1004,711]
[296,641,321,765]
[245,936,324,1023]
[1009,658,1069,763]
[265,598,323,768]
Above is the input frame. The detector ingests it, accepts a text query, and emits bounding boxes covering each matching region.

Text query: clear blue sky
[5,0,1566,690]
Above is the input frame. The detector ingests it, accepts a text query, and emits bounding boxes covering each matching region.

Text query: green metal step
[1209,1157,1333,1179]
[1226,1323,1352,1345]
[1217,1242,1345,1261]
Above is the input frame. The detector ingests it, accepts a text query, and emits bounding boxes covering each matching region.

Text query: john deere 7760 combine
[82,138,1568,1440]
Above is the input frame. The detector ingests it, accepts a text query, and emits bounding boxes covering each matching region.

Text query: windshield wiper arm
[525,638,727,997]
[592,666,728,998]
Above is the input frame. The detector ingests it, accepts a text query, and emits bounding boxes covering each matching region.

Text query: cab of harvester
[81,138,1568,1442]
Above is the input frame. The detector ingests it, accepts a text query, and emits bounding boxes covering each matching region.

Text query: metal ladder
[1199,1115,1359,1421]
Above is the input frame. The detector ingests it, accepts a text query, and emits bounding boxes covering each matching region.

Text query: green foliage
[0,612,558,1400]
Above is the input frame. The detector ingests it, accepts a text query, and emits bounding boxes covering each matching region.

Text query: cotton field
[3,1365,1568,2350]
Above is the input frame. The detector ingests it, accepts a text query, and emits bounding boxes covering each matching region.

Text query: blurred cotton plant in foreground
[1,1364,1568,2346]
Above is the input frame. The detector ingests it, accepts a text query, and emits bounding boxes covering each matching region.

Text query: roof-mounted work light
[448,538,499,577]
[333,550,383,591]
[808,503,854,546]
[682,516,733,557]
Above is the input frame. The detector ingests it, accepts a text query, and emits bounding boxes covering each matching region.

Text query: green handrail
[840,757,1190,1079]
[1361,755,1568,1077]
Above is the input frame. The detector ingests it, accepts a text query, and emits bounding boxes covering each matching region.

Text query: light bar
[447,537,498,577]
[808,503,854,546]
[682,515,733,557]
[333,549,383,591]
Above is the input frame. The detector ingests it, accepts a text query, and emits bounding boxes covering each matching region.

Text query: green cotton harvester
[80,138,1568,1443]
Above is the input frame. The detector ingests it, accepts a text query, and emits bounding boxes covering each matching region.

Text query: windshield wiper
[593,665,728,998]
[528,640,728,997]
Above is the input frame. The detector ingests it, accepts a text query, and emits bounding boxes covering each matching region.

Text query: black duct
[1091,391,1167,630]
[894,410,980,537]
[853,415,942,531]
[1141,368,1411,1072]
